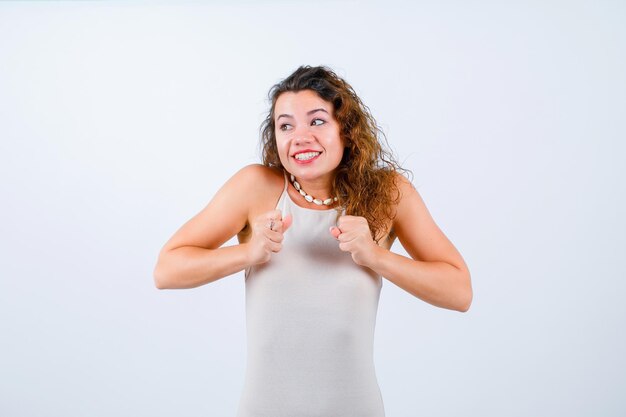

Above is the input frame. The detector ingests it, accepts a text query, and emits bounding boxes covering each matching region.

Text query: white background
[1,1,624,416]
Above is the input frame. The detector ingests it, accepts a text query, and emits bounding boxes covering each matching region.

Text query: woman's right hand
[246,209,293,265]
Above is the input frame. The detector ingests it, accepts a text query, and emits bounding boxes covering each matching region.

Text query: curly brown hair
[259,65,411,242]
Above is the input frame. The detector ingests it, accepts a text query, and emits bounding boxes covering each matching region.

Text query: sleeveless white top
[236,172,385,417]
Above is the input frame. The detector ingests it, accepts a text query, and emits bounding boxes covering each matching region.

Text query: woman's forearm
[370,247,472,312]
[153,244,251,289]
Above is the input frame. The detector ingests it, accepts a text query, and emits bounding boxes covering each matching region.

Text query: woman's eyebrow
[276,108,329,121]
[307,108,329,116]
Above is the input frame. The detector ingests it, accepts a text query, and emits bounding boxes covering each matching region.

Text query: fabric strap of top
[282,170,289,193]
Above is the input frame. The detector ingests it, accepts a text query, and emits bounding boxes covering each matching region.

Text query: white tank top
[236,172,385,417]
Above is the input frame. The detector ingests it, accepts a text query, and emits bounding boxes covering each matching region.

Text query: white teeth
[294,151,321,161]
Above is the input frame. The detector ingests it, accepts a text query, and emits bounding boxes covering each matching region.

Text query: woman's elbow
[458,291,473,312]
[153,262,170,290]
[154,277,166,290]
[453,270,474,313]
[456,271,473,312]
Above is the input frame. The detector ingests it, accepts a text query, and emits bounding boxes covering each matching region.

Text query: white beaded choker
[290,174,338,206]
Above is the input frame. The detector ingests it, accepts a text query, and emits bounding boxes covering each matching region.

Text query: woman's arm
[153,164,289,289]
[370,248,471,312]
[376,174,472,311]
[154,245,251,290]
[331,174,472,312]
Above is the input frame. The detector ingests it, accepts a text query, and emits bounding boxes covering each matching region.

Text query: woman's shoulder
[382,170,414,212]
[236,163,282,179]
[231,164,284,192]
[393,171,416,195]
[387,170,417,227]
[227,164,285,212]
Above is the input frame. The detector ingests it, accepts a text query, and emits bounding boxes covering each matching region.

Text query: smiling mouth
[294,151,321,161]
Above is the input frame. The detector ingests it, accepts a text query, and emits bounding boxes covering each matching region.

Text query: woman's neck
[288,172,337,204]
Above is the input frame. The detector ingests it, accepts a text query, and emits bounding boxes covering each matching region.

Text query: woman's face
[274,89,344,183]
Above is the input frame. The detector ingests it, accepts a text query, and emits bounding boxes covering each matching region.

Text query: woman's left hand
[330,215,381,268]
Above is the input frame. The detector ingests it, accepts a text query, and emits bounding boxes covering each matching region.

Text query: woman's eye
[279,123,292,131]
[311,118,325,126]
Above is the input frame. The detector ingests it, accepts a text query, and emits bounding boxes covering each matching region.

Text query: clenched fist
[246,209,293,266]
[329,215,381,267]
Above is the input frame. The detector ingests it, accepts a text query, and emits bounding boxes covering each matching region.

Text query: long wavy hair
[259,65,411,242]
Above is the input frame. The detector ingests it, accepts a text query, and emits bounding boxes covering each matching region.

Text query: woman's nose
[294,135,313,145]
[293,125,313,144]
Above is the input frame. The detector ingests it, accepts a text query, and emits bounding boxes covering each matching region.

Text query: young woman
[153,65,472,417]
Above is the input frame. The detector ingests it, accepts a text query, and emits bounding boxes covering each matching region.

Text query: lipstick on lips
[292,149,322,164]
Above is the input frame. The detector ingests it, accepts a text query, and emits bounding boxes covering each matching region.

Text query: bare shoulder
[375,172,412,248]
[235,164,283,191]
[232,164,284,210]
[387,171,416,225]
[159,164,283,252]
[391,171,468,271]
[392,171,433,235]
[233,163,279,182]
[211,164,283,204]
[394,171,416,195]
